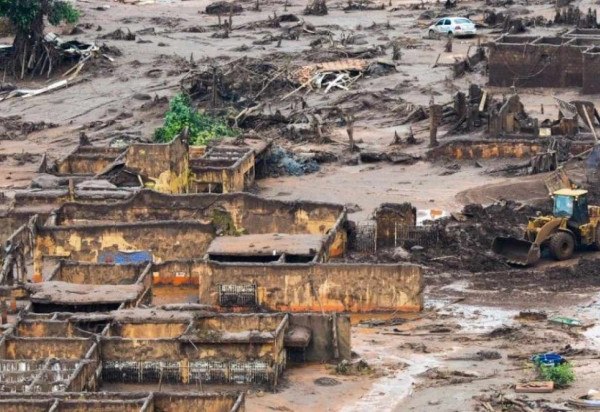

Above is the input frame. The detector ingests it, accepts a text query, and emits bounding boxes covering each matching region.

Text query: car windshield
[455,18,471,24]
[554,195,574,217]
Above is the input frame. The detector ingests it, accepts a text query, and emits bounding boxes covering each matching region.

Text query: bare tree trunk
[345,114,356,151]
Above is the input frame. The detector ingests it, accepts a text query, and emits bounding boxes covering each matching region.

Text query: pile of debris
[411,201,551,272]
[181,57,296,108]
[0,33,104,101]
[265,146,320,176]
[555,6,599,28]
[291,59,369,95]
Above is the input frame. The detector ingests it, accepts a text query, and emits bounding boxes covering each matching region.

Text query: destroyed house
[488,31,600,93]
[97,136,271,194]
[19,189,423,313]
[0,308,349,390]
[26,261,153,312]
[0,392,245,412]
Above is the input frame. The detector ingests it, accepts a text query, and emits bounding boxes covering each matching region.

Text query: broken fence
[351,222,439,253]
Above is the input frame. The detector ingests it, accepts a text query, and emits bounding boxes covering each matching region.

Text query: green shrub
[154,93,237,146]
[538,363,575,388]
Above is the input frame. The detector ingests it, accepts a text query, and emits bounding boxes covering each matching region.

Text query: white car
[428,17,477,38]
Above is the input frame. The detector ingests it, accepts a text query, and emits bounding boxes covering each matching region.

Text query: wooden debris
[515,381,554,393]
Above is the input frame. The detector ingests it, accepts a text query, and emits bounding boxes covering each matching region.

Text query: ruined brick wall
[289,313,351,361]
[583,48,600,94]
[200,262,423,312]
[4,338,93,360]
[51,261,144,284]
[151,260,203,285]
[428,140,545,160]
[56,146,124,175]
[0,393,244,412]
[101,337,280,363]
[374,203,417,247]
[488,39,585,88]
[190,152,255,193]
[56,191,346,236]
[33,221,215,279]
[124,136,190,193]
[15,320,76,338]
[153,393,243,412]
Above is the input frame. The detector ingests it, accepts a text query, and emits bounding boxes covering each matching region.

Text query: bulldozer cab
[553,189,589,225]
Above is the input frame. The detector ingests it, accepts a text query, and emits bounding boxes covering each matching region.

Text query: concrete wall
[124,136,189,194]
[375,203,416,248]
[191,151,255,194]
[33,221,215,279]
[200,262,423,312]
[56,146,124,176]
[3,337,93,360]
[153,393,245,412]
[583,48,600,94]
[0,393,245,412]
[288,313,351,361]
[56,191,345,237]
[488,36,586,88]
[428,139,545,160]
[50,261,145,285]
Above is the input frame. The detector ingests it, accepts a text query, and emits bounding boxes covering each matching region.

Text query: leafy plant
[154,93,237,146]
[538,363,575,388]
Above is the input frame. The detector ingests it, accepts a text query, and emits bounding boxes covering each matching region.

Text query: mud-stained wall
[0,400,53,411]
[191,151,255,194]
[56,146,125,175]
[4,338,93,360]
[111,322,189,338]
[289,313,351,361]
[51,261,144,284]
[200,262,423,312]
[488,37,586,88]
[375,203,417,248]
[55,191,346,236]
[58,401,141,412]
[428,140,545,160]
[33,221,214,278]
[583,48,600,94]
[153,393,244,412]
[152,260,202,285]
[101,338,278,362]
[15,320,75,337]
[0,393,244,412]
[124,136,190,194]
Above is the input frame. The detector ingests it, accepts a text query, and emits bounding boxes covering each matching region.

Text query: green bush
[154,93,237,146]
[538,363,575,388]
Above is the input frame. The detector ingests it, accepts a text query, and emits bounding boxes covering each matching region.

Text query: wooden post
[429,103,442,147]
[1,300,7,325]
[454,91,467,119]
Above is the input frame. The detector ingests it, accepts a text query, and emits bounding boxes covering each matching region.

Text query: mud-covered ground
[2,0,600,410]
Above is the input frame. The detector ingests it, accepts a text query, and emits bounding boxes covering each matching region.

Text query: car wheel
[428,30,436,39]
[447,31,454,38]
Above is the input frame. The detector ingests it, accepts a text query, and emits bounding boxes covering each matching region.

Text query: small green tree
[538,363,575,388]
[0,0,79,77]
[155,93,238,146]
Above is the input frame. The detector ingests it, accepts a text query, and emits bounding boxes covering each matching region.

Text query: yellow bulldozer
[492,189,600,266]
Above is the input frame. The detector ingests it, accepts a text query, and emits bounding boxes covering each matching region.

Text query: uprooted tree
[0,0,79,77]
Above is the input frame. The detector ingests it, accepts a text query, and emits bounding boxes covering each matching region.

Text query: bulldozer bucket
[492,237,541,266]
